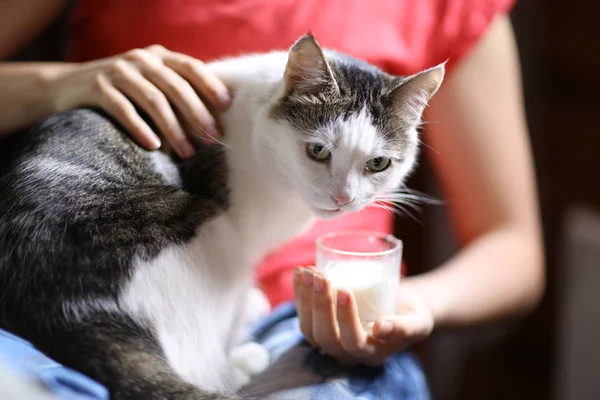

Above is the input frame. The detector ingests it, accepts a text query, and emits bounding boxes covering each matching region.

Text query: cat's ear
[283,33,339,96]
[390,63,445,124]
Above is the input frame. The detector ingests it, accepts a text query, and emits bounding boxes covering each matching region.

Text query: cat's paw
[231,367,252,389]
[230,342,270,388]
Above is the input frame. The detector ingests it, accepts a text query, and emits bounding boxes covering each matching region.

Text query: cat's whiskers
[412,120,442,155]
[377,197,429,214]
[417,138,439,155]
[390,201,422,224]
[372,199,422,224]
[195,125,234,151]
[368,201,395,217]
[379,188,443,205]
[373,188,443,224]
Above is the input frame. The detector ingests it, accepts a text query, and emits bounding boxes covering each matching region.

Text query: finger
[292,267,312,333]
[108,61,195,158]
[95,75,161,150]
[295,268,316,346]
[163,52,231,110]
[360,312,433,367]
[141,59,222,143]
[373,313,432,344]
[361,332,410,367]
[312,274,346,359]
[336,288,374,358]
[292,267,302,303]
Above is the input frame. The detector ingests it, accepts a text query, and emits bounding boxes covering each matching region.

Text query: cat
[0,34,443,399]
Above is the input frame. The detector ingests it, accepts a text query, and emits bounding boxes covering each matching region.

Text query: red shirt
[67,0,514,307]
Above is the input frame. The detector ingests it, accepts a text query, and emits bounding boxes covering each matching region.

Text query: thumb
[372,312,433,344]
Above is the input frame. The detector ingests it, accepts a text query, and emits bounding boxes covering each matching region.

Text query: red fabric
[66,0,515,307]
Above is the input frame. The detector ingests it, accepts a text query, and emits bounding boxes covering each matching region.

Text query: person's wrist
[399,275,444,327]
[41,63,78,114]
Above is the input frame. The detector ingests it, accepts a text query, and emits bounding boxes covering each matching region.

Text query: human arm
[0,1,231,158]
[294,14,544,365]
[404,14,544,327]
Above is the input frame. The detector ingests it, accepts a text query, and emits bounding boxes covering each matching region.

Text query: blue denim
[0,302,430,400]
[0,328,109,400]
[246,301,431,400]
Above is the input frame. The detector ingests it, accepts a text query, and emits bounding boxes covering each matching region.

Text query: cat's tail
[32,311,253,400]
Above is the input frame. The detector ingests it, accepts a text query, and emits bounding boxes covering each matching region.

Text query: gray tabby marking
[0,109,234,399]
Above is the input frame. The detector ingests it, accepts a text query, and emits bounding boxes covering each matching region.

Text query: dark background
[10,1,599,399]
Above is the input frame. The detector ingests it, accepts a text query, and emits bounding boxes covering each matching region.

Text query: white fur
[229,342,271,388]
[121,215,247,392]
[104,49,429,392]
[298,108,417,217]
[149,151,182,186]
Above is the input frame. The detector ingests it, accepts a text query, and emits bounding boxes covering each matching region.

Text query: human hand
[293,267,434,366]
[50,45,231,158]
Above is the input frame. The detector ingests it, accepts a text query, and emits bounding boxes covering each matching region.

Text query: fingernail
[148,136,161,150]
[205,124,221,141]
[337,289,349,306]
[293,268,302,284]
[218,90,231,107]
[302,270,313,286]
[313,274,325,292]
[179,141,195,158]
[375,320,393,338]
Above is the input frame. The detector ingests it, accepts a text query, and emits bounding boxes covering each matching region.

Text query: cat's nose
[331,193,354,208]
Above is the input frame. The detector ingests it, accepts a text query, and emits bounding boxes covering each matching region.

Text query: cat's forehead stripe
[271,51,413,155]
[332,108,380,155]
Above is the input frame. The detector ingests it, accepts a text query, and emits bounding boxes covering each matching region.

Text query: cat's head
[268,34,444,219]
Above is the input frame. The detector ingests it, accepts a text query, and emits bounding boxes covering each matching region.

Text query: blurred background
[9,1,599,399]
[400,1,600,399]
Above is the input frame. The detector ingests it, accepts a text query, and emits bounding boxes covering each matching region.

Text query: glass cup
[316,230,402,329]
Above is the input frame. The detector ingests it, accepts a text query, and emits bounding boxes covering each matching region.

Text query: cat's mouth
[313,207,344,219]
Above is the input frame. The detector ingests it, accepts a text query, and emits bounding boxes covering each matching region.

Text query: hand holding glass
[316,231,402,329]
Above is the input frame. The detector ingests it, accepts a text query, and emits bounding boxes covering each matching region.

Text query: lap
[243,302,431,400]
[0,303,430,400]
[0,329,108,400]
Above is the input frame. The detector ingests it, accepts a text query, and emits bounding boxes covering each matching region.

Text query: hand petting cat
[50,45,231,158]
[293,266,434,366]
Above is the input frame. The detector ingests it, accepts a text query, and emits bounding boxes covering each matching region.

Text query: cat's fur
[0,35,443,399]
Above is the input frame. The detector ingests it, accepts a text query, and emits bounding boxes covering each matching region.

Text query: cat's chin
[312,208,345,220]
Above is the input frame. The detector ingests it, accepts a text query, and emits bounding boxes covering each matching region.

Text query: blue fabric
[0,328,109,400]
[0,302,430,400]
[247,301,431,400]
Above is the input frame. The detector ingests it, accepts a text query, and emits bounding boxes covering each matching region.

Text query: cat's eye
[307,143,331,161]
[365,157,391,172]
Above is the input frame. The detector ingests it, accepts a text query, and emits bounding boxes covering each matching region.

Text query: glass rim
[316,230,403,257]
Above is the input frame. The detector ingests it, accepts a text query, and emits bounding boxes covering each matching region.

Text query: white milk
[323,260,398,327]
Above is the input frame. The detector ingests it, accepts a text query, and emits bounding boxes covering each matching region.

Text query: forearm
[0,63,73,134]
[404,225,544,327]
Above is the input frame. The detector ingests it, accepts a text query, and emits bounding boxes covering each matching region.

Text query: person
[0,0,544,398]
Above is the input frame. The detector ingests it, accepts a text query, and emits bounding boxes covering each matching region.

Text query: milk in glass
[324,259,397,327]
